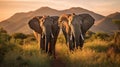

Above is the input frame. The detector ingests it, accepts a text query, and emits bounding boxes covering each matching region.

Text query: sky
[0,0,120,22]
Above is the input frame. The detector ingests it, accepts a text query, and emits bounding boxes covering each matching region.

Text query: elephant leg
[43,37,45,50]
[53,42,56,58]
[69,34,75,51]
[45,36,49,53]
[40,37,42,50]
[79,35,84,50]
[69,39,73,51]
[72,36,75,49]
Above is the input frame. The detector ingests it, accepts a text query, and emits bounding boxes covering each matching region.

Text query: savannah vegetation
[0,27,120,67]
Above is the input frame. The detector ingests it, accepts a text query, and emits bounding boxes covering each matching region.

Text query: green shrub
[0,43,20,63]
[87,32,110,41]
[12,33,27,40]
[24,37,36,44]
[86,31,95,39]
[0,27,7,33]
[11,33,29,45]
[1,43,51,67]
[0,33,11,44]
[15,39,24,45]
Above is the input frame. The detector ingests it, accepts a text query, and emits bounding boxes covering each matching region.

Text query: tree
[0,33,11,44]
[0,27,7,33]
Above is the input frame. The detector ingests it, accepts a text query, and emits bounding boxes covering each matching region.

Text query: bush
[0,28,10,44]
[1,43,51,67]
[113,32,120,52]
[11,33,28,45]
[24,37,36,44]
[0,33,11,44]
[87,32,110,41]
[0,43,20,63]
[86,31,95,39]
[12,33,27,40]
[0,27,7,33]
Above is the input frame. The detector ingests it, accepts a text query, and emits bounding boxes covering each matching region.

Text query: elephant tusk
[70,34,72,40]
[42,35,44,38]
[51,34,54,38]
[81,34,84,41]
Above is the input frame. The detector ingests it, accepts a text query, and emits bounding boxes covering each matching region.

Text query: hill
[0,7,104,34]
[91,12,120,33]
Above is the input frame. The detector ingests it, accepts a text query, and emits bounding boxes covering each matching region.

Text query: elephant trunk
[45,32,54,55]
[45,35,48,53]
[40,34,45,52]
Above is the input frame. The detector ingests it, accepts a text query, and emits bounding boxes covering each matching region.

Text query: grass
[55,38,120,67]
[0,42,52,67]
[0,34,120,67]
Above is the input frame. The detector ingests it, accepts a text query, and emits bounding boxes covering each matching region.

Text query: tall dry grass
[0,42,52,67]
[55,38,120,67]
[0,31,120,67]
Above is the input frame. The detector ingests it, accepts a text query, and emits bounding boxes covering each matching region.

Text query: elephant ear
[79,14,95,33]
[28,17,42,34]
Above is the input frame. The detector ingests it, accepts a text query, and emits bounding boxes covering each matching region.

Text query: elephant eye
[42,19,45,22]
[59,20,62,23]
[40,19,45,23]
[62,21,66,23]
[69,17,72,21]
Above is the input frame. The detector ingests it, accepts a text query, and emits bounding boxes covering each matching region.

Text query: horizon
[0,0,120,22]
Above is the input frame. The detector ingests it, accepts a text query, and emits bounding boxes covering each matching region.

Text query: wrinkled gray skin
[28,16,60,58]
[59,14,95,50]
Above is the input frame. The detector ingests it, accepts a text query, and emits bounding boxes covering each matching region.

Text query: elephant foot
[48,53,56,59]
[53,55,56,59]
[41,50,46,54]
[77,46,83,50]
[80,47,83,50]
[48,51,52,56]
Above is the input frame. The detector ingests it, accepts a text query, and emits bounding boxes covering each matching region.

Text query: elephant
[28,16,60,58]
[58,13,95,50]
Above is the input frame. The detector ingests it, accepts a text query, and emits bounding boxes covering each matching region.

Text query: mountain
[91,12,120,33]
[0,7,104,34]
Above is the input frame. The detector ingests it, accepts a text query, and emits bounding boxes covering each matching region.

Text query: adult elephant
[58,13,95,50]
[28,16,60,58]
